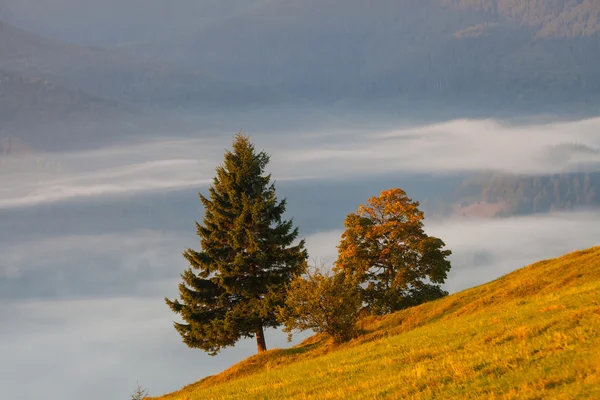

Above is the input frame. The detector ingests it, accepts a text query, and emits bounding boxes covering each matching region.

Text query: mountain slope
[131,0,600,112]
[0,20,290,108]
[0,69,130,125]
[152,247,600,399]
[445,0,600,37]
[452,170,600,217]
[0,68,143,148]
[3,2,600,112]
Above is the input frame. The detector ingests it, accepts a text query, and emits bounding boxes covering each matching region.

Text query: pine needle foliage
[336,188,451,315]
[165,134,307,355]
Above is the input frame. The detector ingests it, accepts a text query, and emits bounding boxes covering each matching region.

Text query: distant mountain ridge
[0,68,130,124]
[453,171,600,217]
[3,1,600,113]
[444,0,600,37]
[415,143,600,218]
[0,20,291,108]
[115,0,600,112]
[0,18,298,149]
[0,67,140,148]
[2,2,600,149]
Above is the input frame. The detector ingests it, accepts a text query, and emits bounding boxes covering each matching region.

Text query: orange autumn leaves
[336,188,451,315]
[277,188,452,342]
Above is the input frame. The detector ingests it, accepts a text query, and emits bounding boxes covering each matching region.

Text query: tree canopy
[336,188,452,315]
[165,134,307,355]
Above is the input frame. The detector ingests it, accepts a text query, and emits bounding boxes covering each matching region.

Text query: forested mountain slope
[3,1,600,111]
[139,0,600,111]
[0,20,289,108]
[0,69,129,125]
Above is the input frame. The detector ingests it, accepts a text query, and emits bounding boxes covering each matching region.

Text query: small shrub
[278,265,363,343]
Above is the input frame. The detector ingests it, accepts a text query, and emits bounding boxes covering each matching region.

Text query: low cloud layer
[0,139,220,208]
[0,230,192,299]
[2,117,600,209]
[0,296,311,400]
[426,212,600,292]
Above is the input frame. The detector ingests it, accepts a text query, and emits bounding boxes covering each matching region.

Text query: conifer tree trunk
[255,324,267,353]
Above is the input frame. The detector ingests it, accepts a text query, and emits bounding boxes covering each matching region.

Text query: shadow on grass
[281,341,321,356]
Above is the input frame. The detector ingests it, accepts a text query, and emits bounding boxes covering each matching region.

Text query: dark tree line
[479,172,599,215]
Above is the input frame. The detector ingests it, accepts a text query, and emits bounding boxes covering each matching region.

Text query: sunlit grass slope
[153,247,600,399]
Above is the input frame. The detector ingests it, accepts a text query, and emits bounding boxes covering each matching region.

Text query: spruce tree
[166,134,307,355]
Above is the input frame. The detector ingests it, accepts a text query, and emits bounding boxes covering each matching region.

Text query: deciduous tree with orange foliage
[336,188,452,315]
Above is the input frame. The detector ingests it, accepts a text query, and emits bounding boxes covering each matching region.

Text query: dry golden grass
[151,247,600,400]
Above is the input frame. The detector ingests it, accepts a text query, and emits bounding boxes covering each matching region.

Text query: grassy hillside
[152,247,600,399]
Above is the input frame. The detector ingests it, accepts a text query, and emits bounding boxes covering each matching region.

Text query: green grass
[152,247,600,400]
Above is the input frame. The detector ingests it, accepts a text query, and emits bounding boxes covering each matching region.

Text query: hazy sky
[1,117,599,399]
